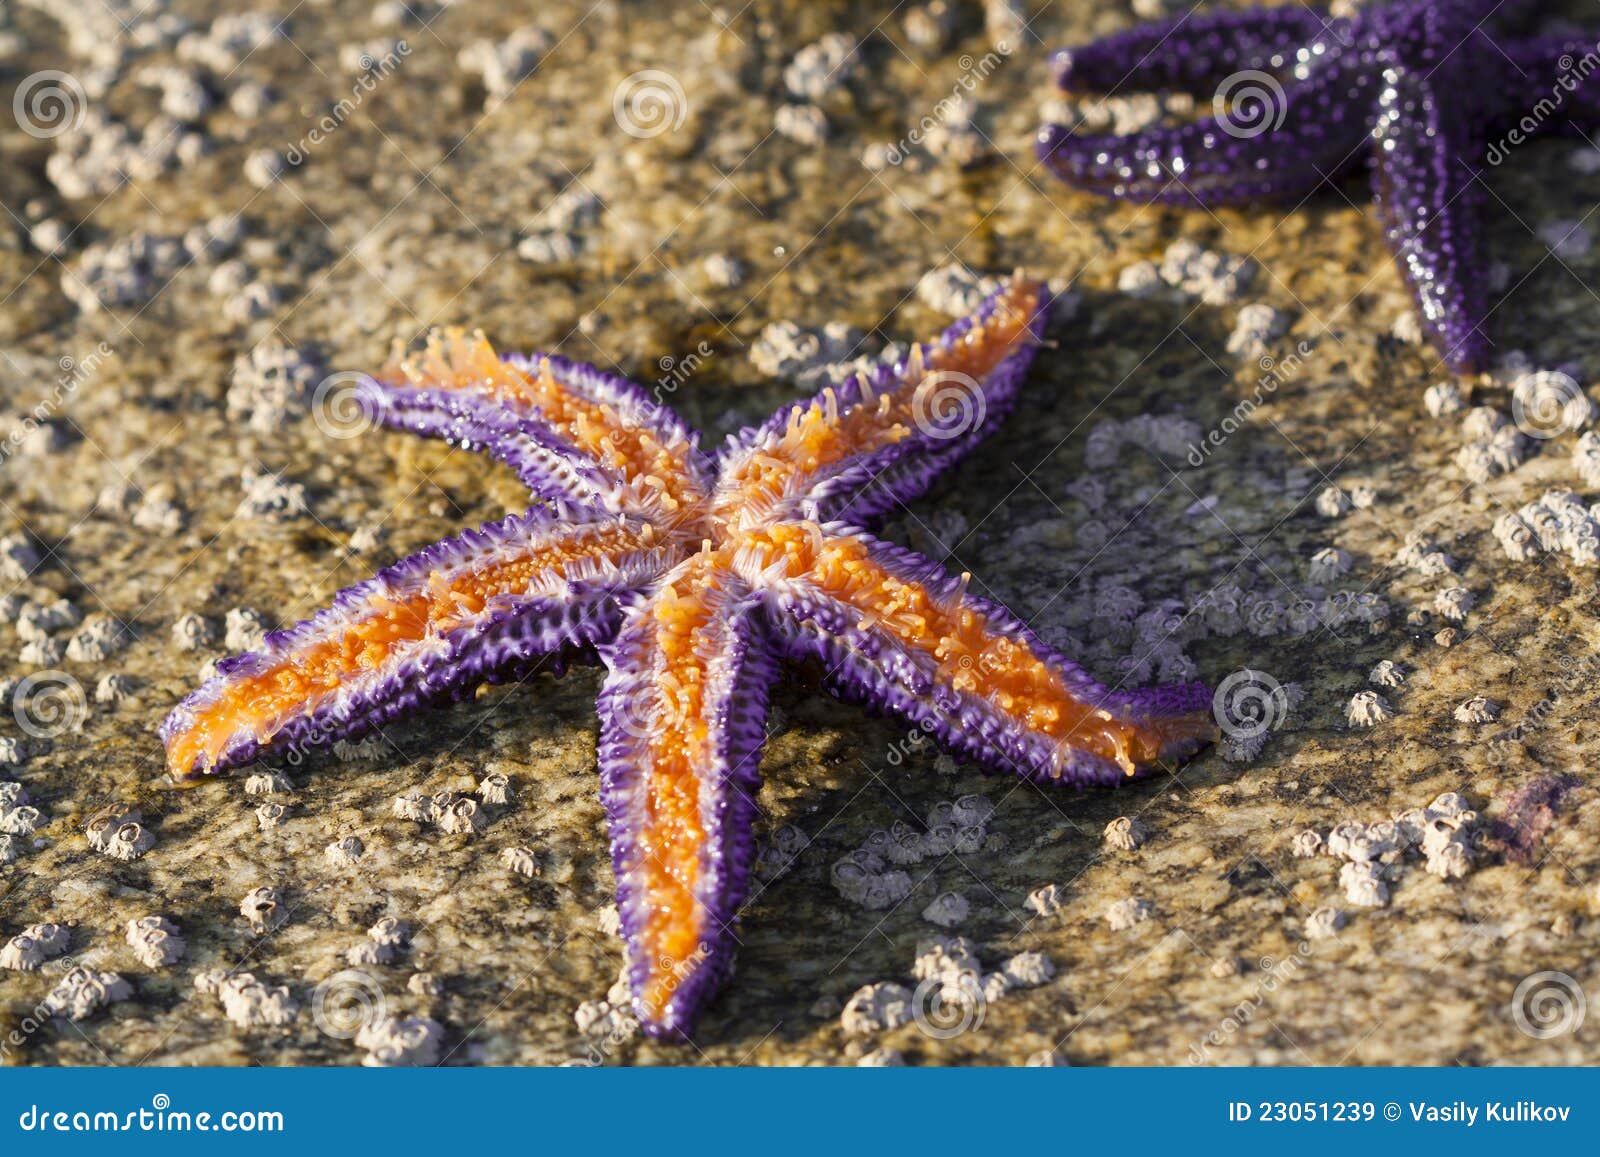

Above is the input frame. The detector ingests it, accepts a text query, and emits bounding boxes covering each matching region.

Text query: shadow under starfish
[159,277,1214,1040]
[1037,0,1600,374]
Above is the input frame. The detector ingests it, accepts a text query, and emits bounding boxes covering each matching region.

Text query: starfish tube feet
[744,523,1214,787]
[160,513,672,781]
[597,558,775,1039]
[712,276,1053,529]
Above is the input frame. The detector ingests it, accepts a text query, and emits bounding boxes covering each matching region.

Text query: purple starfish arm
[161,511,679,780]
[714,279,1052,529]
[741,522,1214,789]
[357,380,620,509]
[500,351,717,492]
[801,286,1054,526]
[1052,5,1344,96]
[1038,0,1590,374]
[368,329,714,522]
[1370,8,1494,375]
[1038,45,1373,205]
[595,558,776,1039]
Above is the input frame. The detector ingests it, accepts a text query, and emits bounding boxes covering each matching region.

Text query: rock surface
[0,0,1596,1066]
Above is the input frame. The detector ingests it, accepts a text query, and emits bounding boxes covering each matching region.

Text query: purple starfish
[1037,0,1594,374]
[160,277,1214,1039]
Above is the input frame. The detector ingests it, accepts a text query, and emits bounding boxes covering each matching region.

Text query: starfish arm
[358,379,622,508]
[712,277,1051,531]
[1370,21,1492,373]
[1037,50,1374,206]
[596,554,776,1038]
[1052,6,1342,97]
[739,522,1213,787]
[376,330,715,523]
[160,511,680,781]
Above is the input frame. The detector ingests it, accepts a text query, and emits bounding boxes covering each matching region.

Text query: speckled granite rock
[0,0,1596,1067]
